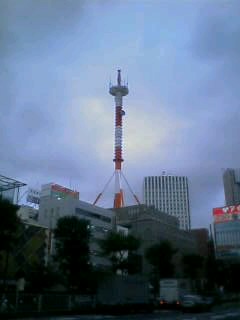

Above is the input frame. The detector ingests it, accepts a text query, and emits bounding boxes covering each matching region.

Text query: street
[22,306,240,320]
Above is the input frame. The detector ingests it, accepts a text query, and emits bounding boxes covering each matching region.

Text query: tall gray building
[143,175,191,230]
[223,168,240,206]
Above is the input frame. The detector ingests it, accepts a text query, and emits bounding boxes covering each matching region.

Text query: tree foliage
[182,253,204,280]
[27,263,61,293]
[0,197,20,253]
[99,231,141,274]
[54,216,91,292]
[145,240,177,278]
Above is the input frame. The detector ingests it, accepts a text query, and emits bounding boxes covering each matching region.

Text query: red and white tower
[110,70,128,208]
[93,69,140,209]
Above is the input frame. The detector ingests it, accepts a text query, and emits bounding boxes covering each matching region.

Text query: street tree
[99,231,141,274]
[54,216,91,292]
[0,197,20,253]
[27,262,61,293]
[145,240,177,295]
[0,196,20,288]
[145,240,177,278]
[182,253,204,291]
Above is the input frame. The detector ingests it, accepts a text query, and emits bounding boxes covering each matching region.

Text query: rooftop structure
[0,174,26,203]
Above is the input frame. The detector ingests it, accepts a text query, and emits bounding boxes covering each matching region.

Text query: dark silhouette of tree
[99,231,141,274]
[213,261,240,293]
[145,240,177,295]
[27,263,61,293]
[54,216,91,292]
[182,253,204,291]
[204,239,218,291]
[0,197,20,289]
[145,240,177,278]
[0,197,20,252]
[182,254,204,280]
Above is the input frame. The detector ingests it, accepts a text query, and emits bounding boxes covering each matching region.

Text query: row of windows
[145,193,188,199]
[149,202,188,210]
[75,208,111,223]
[89,225,110,233]
[145,187,186,194]
[216,231,240,246]
[144,176,188,183]
[144,180,188,191]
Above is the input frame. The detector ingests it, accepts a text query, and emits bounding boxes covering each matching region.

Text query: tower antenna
[93,69,139,208]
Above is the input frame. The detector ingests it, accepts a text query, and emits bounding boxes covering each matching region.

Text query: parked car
[180,294,213,312]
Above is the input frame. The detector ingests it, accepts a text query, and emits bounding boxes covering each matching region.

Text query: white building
[143,175,191,230]
[18,205,39,223]
[38,183,117,269]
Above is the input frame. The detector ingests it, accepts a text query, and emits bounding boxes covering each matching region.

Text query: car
[180,294,213,312]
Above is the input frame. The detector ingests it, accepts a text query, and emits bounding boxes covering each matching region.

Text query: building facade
[114,205,196,275]
[223,168,240,206]
[38,184,115,269]
[18,205,39,223]
[143,175,191,230]
[213,205,240,260]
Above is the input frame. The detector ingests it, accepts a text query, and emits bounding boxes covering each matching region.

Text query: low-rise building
[18,205,39,223]
[114,205,197,275]
[38,183,115,269]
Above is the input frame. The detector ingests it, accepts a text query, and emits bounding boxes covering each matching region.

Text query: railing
[0,293,93,315]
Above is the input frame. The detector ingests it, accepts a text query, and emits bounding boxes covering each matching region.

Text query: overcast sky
[1,0,239,228]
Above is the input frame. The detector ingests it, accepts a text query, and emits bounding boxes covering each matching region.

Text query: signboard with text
[51,184,79,200]
[26,188,40,204]
[213,205,240,223]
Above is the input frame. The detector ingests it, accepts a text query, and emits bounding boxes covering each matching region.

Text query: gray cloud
[1,1,240,228]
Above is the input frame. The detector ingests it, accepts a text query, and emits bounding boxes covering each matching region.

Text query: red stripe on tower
[109,70,129,208]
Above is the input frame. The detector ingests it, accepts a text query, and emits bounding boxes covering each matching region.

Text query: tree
[145,240,177,278]
[54,216,91,292]
[205,239,218,291]
[99,231,141,274]
[145,240,177,295]
[182,253,204,291]
[0,197,20,253]
[27,263,61,293]
[0,196,20,289]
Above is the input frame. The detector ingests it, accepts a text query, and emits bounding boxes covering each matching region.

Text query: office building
[213,205,240,259]
[143,175,191,230]
[223,168,240,206]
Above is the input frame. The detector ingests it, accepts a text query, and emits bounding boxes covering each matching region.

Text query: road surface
[23,307,240,320]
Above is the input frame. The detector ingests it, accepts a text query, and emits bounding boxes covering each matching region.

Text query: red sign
[51,184,79,198]
[213,205,240,223]
[213,205,240,215]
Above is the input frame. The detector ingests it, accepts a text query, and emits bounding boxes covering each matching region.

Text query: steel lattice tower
[110,70,128,208]
[93,70,140,208]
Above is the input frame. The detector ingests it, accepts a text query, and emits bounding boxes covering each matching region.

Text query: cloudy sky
[1,0,239,228]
